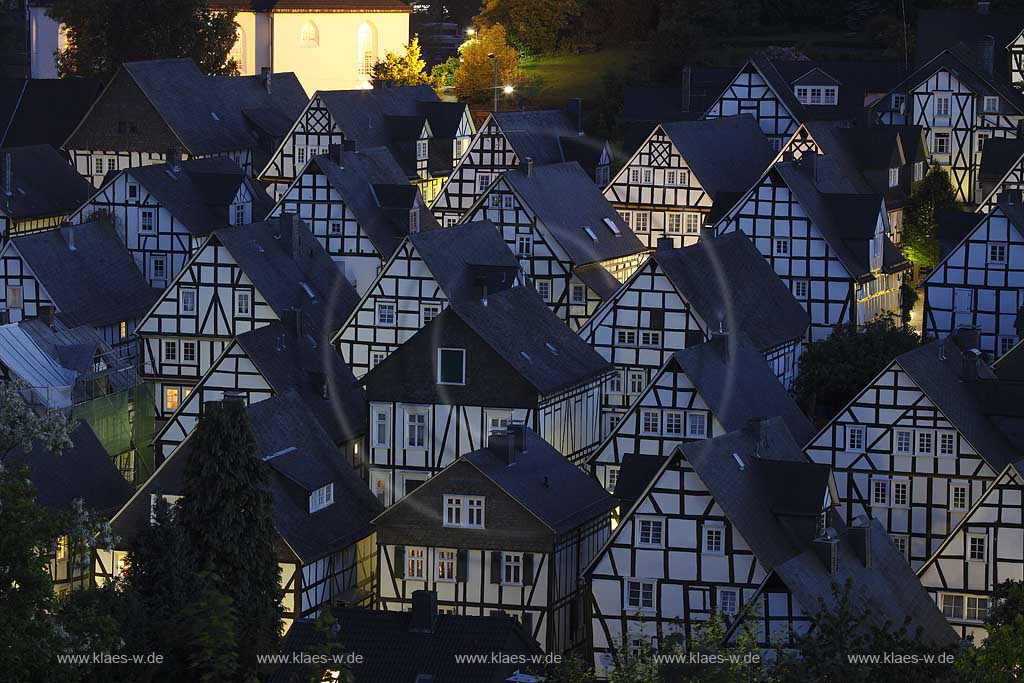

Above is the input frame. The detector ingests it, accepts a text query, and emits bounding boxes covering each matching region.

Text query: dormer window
[444,495,484,528]
[888,167,899,187]
[892,93,906,113]
[416,139,429,160]
[309,483,334,512]
[795,86,837,106]
[233,202,248,226]
[437,348,466,385]
[983,96,999,114]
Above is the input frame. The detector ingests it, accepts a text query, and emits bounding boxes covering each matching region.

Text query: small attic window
[583,226,598,241]
[603,217,621,236]
[301,282,316,301]
[545,342,558,355]
[309,483,334,513]
[210,112,221,121]
[520,351,531,362]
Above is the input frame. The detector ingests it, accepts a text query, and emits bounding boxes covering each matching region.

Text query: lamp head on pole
[487,53,496,60]
[503,85,514,95]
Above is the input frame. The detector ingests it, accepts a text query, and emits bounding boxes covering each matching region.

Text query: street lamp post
[488,52,498,113]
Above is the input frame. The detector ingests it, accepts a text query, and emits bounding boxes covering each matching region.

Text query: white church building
[27,0,411,93]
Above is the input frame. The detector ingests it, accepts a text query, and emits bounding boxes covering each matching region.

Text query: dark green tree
[795,314,920,423]
[474,0,581,54]
[955,580,1024,682]
[902,167,959,270]
[176,399,281,678]
[177,572,240,682]
[47,0,239,81]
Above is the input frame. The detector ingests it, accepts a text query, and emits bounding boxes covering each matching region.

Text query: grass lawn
[519,48,641,106]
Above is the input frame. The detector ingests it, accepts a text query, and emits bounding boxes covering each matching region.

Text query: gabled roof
[212,216,360,334]
[914,8,1024,77]
[0,77,103,148]
[66,59,308,155]
[0,145,94,221]
[927,198,1024,283]
[573,263,621,301]
[308,148,435,258]
[251,391,381,563]
[979,137,1024,182]
[612,453,668,510]
[123,156,272,235]
[669,333,817,446]
[461,428,616,534]
[501,162,645,265]
[8,420,133,513]
[489,108,610,173]
[407,220,521,304]
[652,231,809,352]
[678,419,956,646]
[235,321,367,444]
[660,116,774,198]
[447,286,612,396]
[8,220,160,327]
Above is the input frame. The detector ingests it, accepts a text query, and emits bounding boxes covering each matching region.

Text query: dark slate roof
[213,216,360,334]
[936,209,981,260]
[9,220,160,326]
[311,148,436,259]
[574,263,622,301]
[501,162,645,264]
[679,419,956,647]
[612,453,668,510]
[0,145,94,221]
[124,156,272,235]
[407,220,521,304]
[449,286,612,395]
[251,391,381,563]
[660,116,774,198]
[915,8,1024,79]
[0,78,103,148]
[774,160,909,280]
[897,337,1024,476]
[8,420,133,513]
[67,59,307,155]
[669,333,817,446]
[463,427,616,533]
[979,137,1024,181]
[654,231,809,351]
[235,322,367,444]
[270,607,537,683]
[490,108,610,175]
[623,67,738,125]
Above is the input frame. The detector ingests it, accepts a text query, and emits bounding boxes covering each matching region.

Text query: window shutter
[523,553,535,585]
[522,611,534,635]
[393,545,405,578]
[490,551,502,584]
[456,549,468,582]
[649,310,665,330]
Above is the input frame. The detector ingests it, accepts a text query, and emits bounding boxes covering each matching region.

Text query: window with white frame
[666,170,677,186]
[891,479,909,508]
[617,329,637,346]
[571,284,586,304]
[774,239,789,256]
[935,93,951,117]
[640,331,661,347]
[421,303,441,327]
[486,410,511,432]
[606,465,620,492]
[437,348,466,385]
[933,132,951,154]
[793,279,809,300]
[888,167,899,187]
[702,523,724,554]
[871,478,889,506]
[406,546,426,579]
[476,173,492,192]
[233,203,247,226]
[685,213,701,234]
[371,350,386,368]
[436,549,457,581]
[641,410,660,435]
[916,431,934,456]
[503,194,515,209]
[162,340,178,362]
[718,588,738,615]
[180,287,197,314]
[977,131,991,151]
[235,291,251,316]
[625,580,655,610]
[516,235,532,257]
[150,255,166,281]
[950,482,969,511]
[416,139,429,160]
[967,534,987,562]
[664,411,683,436]
[607,370,623,394]
[940,594,989,621]
[892,93,906,112]
[502,552,523,584]
[667,213,683,234]
[636,517,664,547]
[687,411,707,437]
[938,431,956,456]
[535,279,551,302]
[182,341,196,363]
[628,371,646,395]
[606,414,622,435]
[983,96,999,113]
[372,409,389,447]
[376,301,396,326]
[891,534,909,559]
[914,161,924,181]
[329,220,342,235]
[296,146,307,165]
[642,168,653,184]
[629,168,640,184]
[596,165,610,186]
[405,410,427,449]
[633,211,650,233]
[308,483,334,512]
[823,86,838,104]
[1000,336,1017,356]
[847,425,865,451]
[140,209,155,233]
[444,495,484,528]
[409,208,419,233]
[894,429,912,454]
[489,194,502,209]
[989,244,1007,263]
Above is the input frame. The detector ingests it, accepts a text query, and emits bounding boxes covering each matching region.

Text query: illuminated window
[405,546,425,579]
[299,21,319,47]
[357,23,377,75]
[6,286,23,309]
[164,387,180,411]
[229,27,245,72]
[436,549,457,581]
[119,321,127,339]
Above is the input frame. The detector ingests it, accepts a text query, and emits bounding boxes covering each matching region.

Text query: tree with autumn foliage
[453,24,526,105]
[372,36,438,91]
[474,0,580,54]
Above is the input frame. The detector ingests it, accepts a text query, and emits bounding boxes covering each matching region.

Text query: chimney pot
[520,157,534,177]
[848,518,872,568]
[343,138,357,152]
[410,590,438,633]
[328,143,343,165]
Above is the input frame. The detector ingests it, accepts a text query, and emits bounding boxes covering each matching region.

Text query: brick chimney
[488,423,527,466]
[410,590,438,633]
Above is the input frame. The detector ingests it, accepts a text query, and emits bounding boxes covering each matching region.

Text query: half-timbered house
[152,319,367,465]
[587,333,815,494]
[0,221,159,359]
[705,56,900,150]
[777,122,929,243]
[267,146,438,292]
[603,115,774,249]
[463,161,647,330]
[713,156,911,341]
[578,232,809,424]
[870,47,1024,204]
[922,193,1024,359]
[431,103,613,226]
[135,214,359,423]
[588,417,955,677]
[804,330,1024,570]
[374,424,616,653]
[258,85,474,202]
[0,145,93,239]
[363,285,612,503]
[63,58,307,186]
[334,220,522,379]
[68,154,274,289]
[99,394,381,631]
